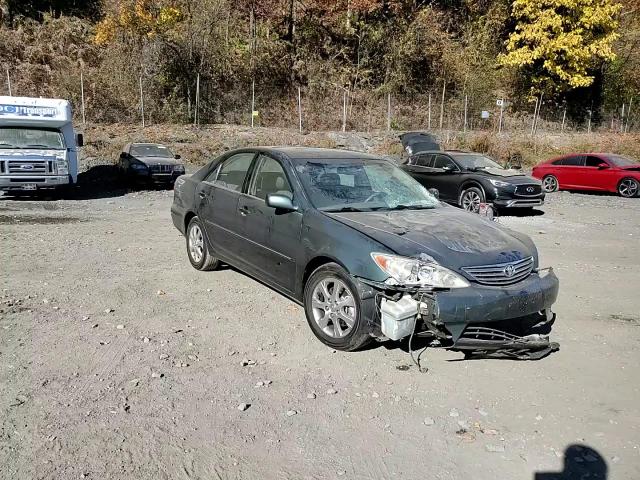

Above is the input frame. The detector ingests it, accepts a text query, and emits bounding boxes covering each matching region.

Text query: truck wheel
[186,217,220,271]
[303,263,372,351]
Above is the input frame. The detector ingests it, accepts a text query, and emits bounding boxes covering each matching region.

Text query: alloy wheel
[618,179,638,198]
[461,190,482,213]
[188,224,204,263]
[310,277,357,338]
[542,175,558,193]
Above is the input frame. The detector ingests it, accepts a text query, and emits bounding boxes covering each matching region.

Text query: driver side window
[249,155,293,201]
[433,155,456,170]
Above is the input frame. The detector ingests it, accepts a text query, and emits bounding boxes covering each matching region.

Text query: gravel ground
[1,184,639,480]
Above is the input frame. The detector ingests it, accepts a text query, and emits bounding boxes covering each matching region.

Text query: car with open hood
[398,132,544,212]
[119,143,185,185]
[171,147,559,358]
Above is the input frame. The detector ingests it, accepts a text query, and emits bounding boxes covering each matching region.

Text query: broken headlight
[371,253,470,289]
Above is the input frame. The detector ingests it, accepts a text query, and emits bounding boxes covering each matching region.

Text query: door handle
[198,191,206,199]
[238,206,249,216]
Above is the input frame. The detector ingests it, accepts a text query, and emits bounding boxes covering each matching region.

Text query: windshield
[452,154,503,170]
[0,127,64,150]
[607,154,638,167]
[130,144,173,158]
[295,159,439,211]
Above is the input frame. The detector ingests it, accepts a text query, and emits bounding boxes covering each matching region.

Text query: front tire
[618,178,639,198]
[542,175,558,193]
[186,216,220,271]
[459,186,485,213]
[303,263,372,351]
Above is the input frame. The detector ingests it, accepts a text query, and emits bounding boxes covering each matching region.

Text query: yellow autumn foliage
[95,0,182,45]
[499,0,621,92]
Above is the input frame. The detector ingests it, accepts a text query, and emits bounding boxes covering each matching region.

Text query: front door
[197,152,256,266]
[237,154,301,293]
[429,154,460,201]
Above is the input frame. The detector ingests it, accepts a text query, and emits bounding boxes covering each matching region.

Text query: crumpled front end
[359,268,560,360]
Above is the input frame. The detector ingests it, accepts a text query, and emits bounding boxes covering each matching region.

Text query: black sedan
[401,151,545,212]
[171,147,559,357]
[119,143,186,185]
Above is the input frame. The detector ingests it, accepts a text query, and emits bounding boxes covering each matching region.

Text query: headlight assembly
[371,253,469,289]
[131,163,148,170]
[56,158,68,175]
[489,179,511,188]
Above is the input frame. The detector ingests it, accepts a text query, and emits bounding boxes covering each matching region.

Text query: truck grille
[149,164,173,173]
[7,159,50,175]
[515,184,542,196]
[462,257,534,285]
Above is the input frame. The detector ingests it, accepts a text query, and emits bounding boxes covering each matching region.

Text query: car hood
[327,206,536,272]
[620,165,640,172]
[473,168,541,184]
[136,156,180,166]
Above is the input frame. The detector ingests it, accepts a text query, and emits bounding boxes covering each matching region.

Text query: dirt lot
[1,182,639,479]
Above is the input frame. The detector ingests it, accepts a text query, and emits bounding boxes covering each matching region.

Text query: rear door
[555,155,585,188]
[237,154,302,293]
[197,152,256,265]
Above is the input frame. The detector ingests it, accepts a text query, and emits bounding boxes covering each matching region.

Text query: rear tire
[618,178,639,198]
[542,175,558,193]
[303,263,372,351]
[186,216,220,271]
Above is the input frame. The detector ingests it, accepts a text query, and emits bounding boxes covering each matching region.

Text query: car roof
[243,147,385,164]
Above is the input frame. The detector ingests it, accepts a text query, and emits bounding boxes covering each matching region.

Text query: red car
[532,153,640,198]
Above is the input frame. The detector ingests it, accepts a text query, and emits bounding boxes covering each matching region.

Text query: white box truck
[0,96,83,192]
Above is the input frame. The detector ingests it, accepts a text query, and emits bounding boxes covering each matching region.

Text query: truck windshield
[0,127,65,150]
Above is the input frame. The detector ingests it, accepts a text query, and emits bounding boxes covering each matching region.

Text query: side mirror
[76,133,84,147]
[174,154,181,160]
[428,188,439,199]
[442,165,456,173]
[597,163,609,170]
[266,193,297,212]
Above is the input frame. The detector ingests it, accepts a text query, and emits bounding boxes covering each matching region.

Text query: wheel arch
[184,211,196,233]
[302,255,350,292]
[458,180,486,201]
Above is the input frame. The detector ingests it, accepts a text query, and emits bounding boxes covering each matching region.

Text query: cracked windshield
[296,160,438,212]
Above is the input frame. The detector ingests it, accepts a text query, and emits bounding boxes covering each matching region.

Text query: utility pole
[561,106,567,132]
[80,70,86,126]
[439,81,446,130]
[427,93,431,130]
[463,95,468,133]
[498,98,504,134]
[297,86,302,133]
[194,73,200,126]
[251,79,255,128]
[6,68,11,96]
[342,90,347,132]
[387,93,391,131]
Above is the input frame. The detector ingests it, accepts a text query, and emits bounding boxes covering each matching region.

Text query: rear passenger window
[414,154,433,167]
[562,156,584,166]
[214,153,255,191]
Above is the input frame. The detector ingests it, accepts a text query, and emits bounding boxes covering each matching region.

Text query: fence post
[194,73,200,126]
[386,93,391,131]
[439,82,445,129]
[498,98,504,134]
[139,75,145,128]
[6,68,11,96]
[561,106,566,132]
[620,103,625,133]
[530,96,539,136]
[463,95,468,133]
[297,86,302,133]
[342,90,347,132]
[428,93,431,130]
[626,97,633,133]
[80,70,86,126]
[251,79,255,128]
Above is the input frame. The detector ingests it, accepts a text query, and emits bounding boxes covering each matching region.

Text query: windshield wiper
[24,144,53,148]
[390,204,435,210]
[322,206,369,213]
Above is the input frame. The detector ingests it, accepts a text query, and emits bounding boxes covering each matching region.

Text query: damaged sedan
[172,148,559,359]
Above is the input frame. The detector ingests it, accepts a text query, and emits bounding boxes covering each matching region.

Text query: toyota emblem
[504,264,516,277]
[526,186,534,193]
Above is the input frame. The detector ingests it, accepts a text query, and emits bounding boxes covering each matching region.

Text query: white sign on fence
[481,110,490,119]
